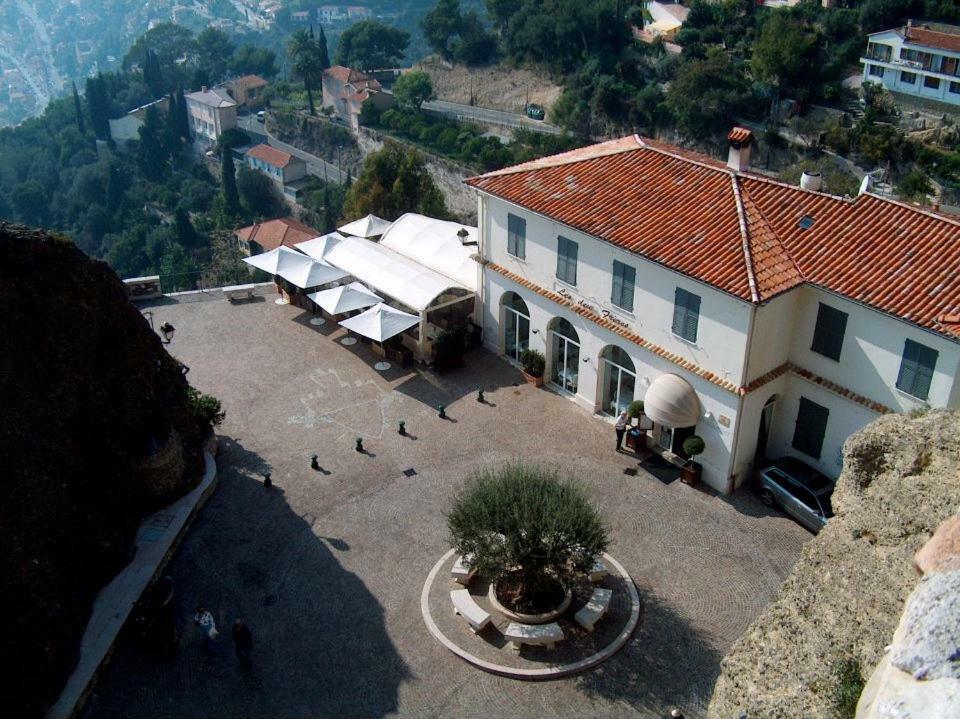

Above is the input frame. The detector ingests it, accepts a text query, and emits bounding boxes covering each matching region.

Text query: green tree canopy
[750,12,823,102]
[422,0,464,61]
[123,23,196,71]
[335,20,410,71]
[196,27,235,84]
[230,45,279,79]
[392,71,435,110]
[236,166,287,220]
[666,53,750,138]
[342,140,447,221]
[288,28,325,115]
[220,145,241,218]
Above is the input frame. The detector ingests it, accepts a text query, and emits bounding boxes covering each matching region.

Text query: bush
[186,386,225,432]
[520,348,545,378]
[447,463,609,610]
[627,400,645,418]
[830,657,865,719]
[682,435,705,461]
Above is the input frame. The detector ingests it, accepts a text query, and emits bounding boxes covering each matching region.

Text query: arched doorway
[500,292,530,362]
[599,345,636,416]
[548,317,580,395]
[755,395,777,462]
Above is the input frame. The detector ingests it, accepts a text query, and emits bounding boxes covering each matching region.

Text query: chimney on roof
[201,85,208,93]
[800,171,822,192]
[726,127,753,173]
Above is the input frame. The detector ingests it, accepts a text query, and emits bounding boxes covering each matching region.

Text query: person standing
[232,619,253,669]
[193,606,218,654]
[615,408,630,452]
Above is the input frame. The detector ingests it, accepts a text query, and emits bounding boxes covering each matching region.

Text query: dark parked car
[757,457,835,533]
[526,103,545,121]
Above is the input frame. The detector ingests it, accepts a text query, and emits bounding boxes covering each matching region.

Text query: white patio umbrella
[278,256,348,289]
[242,245,304,275]
[308,282,382,315]
[296,231,346,262]
[338,214,392,239]
[338,303,419,342]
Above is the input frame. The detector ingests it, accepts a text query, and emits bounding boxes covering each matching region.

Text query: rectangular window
[900,71,917,85]
[868,65,885,78]
[950,81,960,95]
[611,260,636,312]
[792,397,829,459]
[556,235,578,285]
[896,339,938,400]
[507,213,526,259]
[810,303,848,361]
[671,287,701,343]
[924,75,940,90]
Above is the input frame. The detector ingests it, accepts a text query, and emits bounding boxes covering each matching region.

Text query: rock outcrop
[708,410,960,719]
[0,223,204,717]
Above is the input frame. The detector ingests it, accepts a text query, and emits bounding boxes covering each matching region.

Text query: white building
[861,21,960,108]
[643,2,689,41]
[466,130,960,494]
[184,86,237,145]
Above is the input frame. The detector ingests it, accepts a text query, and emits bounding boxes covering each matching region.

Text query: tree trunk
[306,81,316,116]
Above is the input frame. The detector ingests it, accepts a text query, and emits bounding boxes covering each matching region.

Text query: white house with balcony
[184,86,237,145]
[465,129,960,494]
[861,21,960,108]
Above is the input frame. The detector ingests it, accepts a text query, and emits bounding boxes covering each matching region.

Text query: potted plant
[519,348,545,387]
[624,400,645,452]
[681,435,706,486]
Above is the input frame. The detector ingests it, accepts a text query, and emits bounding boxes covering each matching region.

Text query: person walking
[615,408,630,452]
[232,618,253,669]
[193,606,218,654]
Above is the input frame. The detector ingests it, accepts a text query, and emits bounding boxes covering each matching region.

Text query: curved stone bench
[451,588,490,634]
[575,587,612,632]
[451,554,476,585]
[589,558,608,583]
[504,621,564,652]
[223,283,256,302]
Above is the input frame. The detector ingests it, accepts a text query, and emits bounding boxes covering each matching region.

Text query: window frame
[506,213,526,260]
[556,235,578,286]
[671,287,701,343]
[810,302,848,362]
[923,75,941,90]
[900,71,917,85]
[611,260,636,312]
[896,338,938,401]
[792,396,829,460]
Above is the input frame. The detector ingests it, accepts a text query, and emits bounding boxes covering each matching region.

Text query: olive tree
[447,463,608,608]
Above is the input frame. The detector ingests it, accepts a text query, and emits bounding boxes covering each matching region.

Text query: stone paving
[80,292,811,719]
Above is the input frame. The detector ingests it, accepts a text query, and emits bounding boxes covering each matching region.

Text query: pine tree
[221,145,241,217]
[85,74,110,140]
[175,207,198,248]
[72,82,86,135]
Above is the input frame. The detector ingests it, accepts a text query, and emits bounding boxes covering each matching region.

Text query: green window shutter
[612,260,635,311]
[792,397,829,459]
[557,236,577,285]
[811,303,848,361]
[897,339,938,400]
[673,288,700,342]
[507,214,525,258]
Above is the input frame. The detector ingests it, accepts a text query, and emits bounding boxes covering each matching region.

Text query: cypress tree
[175,84,191,141]
[105,162,124,214]
[318,25,330,70]
[72,81,86,135]
[144,49,163,98]
[85,75,108,139]
[221,145,241,217]
[138,105,167,181]
[175,207,198,248]
[164,92,181,155]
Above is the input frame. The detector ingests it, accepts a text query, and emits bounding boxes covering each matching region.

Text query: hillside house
[245,144,308,195]
[224,74,268,107]
[235,217,320,256]
[184,86,237,145]
[466,128,960,494]
[643,2,689,41]
[322,65,394,131]
[108,96,169,143]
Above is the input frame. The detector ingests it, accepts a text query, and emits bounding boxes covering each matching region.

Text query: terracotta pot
[521,370,544,387]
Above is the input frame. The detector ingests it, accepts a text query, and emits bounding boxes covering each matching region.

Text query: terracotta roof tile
[467,135,960,338]
[246,144,298,169]
[905,25,960,53]
[235,217,319,252]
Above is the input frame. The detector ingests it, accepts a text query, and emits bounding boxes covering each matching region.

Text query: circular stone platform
[309,317,326,326]
[421,549,640,679]
[340,337,357,346]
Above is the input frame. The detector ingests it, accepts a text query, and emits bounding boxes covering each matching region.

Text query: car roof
[767,457,834,493]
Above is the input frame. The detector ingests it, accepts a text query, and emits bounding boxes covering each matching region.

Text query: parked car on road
[525,103,545,120]
[256,110,265,122]
[757,457,835,533]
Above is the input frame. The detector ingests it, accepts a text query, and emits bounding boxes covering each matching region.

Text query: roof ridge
[738,183,806,301]
[730,176,759,303]
[635,136,733,175]
[860,190,960,227]
[468,136,644,180]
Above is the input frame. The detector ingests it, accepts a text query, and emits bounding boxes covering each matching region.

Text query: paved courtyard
[81,291,811,719]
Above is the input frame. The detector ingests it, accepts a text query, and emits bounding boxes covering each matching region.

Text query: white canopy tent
[338,214,393,239]
[296,231,347,262]
[323,236,465,312]
[308,282,382,315]
[643,374,702,428]
[339,303,420,342]
[379,213,479,291]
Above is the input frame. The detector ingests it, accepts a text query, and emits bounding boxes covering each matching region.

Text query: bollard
[263,472,272,489]
[438,404,446,419]
[355,437,364,453]
[398,420,406,436]
[310,454,320,471]
[477,389,484,403]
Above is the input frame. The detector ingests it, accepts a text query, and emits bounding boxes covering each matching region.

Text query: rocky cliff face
[708,410,960,719]
[0,223,204,717]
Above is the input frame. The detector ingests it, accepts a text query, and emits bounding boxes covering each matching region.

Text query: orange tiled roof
[905,25,960,53]
[235,217,319,252]
[231,74,268,90]
[246,143,298,168]
[466,135,960,338]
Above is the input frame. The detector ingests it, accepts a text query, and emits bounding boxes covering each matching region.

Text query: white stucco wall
[745,290,799,382]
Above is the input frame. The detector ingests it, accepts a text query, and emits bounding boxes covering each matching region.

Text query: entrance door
[658,425,673,451]
[550,319,580,394]
[600,346,636,416]
[755,396,776,462]
[503,306,530,362]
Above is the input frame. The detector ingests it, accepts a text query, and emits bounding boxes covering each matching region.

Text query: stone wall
[708,409,960,719]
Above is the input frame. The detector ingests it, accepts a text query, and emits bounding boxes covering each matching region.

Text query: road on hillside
[422,99,563,136]
[237,115,346,184]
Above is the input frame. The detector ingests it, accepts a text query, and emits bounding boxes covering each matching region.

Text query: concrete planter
[488,580,572,624]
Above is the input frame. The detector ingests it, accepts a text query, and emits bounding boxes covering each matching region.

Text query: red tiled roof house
[465,129,960,494]
[321,65,394,131]
[245,144,308,188]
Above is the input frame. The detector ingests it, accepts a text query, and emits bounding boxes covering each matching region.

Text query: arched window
[548,318,581,394]
[599,345,636,416]
[501,292,530,362]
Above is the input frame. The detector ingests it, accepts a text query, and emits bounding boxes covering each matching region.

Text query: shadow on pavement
[393,348,522,406]
[80,436,408,719]
[575,590,721,717]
